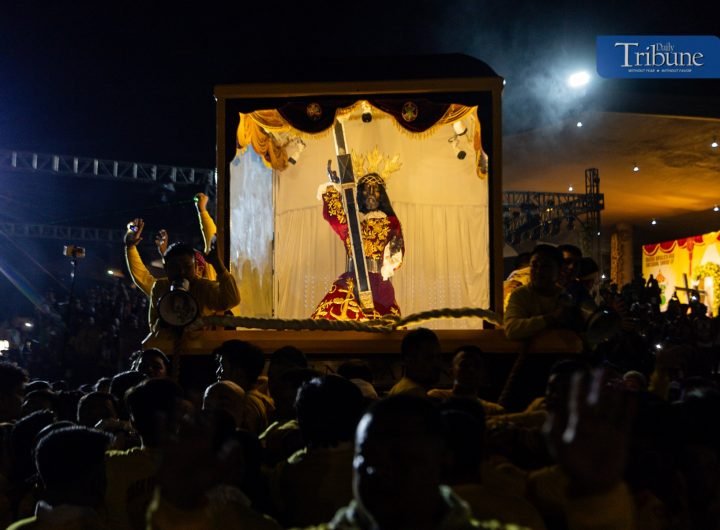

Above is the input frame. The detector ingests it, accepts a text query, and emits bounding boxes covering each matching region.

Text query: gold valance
[237,101,488,178]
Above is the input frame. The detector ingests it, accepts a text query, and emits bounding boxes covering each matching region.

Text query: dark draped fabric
[277,98,452,134]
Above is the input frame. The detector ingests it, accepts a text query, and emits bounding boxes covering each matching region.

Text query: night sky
[2,1,718,167]
[0,1,718,318]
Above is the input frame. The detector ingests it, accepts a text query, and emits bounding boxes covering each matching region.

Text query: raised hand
[204,234,226,273]
[327,160,340,184]
[194,192,209,212]
[125,218,144,246]
[155,229,169,256]
[543,368,635,496]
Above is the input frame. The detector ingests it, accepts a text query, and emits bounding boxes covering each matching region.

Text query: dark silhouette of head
[295,375,364,449]
[529,244,564,291]
[163,242,197,282]
[21,389,56,417]
[267,345,308,400]
[0,361,28,422]
[214,340,265,389]
[271,367,320,422]
[110,370,148,421]
[35,426,111,508]
[353,395,447,528]
[134,348,171,379]
[125,378,184,447]
[400,328,442,387]
[545,358,591,412]
[557,243,583,285]
[77,392,118,428]
[10,409,56,483]
[450,345,487,392]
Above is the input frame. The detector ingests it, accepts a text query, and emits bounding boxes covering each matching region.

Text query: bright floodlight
[567,71,590,88]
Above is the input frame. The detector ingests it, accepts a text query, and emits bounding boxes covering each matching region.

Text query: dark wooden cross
[332,120,374,311]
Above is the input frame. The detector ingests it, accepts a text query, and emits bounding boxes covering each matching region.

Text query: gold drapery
[237,101,488,178]
[236,113,290,171]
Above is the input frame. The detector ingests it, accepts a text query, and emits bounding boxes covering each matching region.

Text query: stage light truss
[0,149,215,189]
[0,222,125,242]
[503,185,603,244]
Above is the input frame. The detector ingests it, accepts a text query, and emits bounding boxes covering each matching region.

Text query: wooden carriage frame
[207,56,504,355]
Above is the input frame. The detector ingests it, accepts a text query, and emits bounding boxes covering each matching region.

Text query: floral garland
[694,262,720,316]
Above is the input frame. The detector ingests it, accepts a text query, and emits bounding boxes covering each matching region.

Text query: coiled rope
[194,307,501,332]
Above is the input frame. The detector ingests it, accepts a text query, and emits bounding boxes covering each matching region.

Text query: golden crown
[350,147,402,185]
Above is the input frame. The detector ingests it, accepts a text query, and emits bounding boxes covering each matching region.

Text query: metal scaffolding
[0,222,124,243]
[503,168,604,246]
[0,149,215,187]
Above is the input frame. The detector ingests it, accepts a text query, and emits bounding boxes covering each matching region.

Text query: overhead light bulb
[360,101,373,123]
[568,185,574,192]
[449,121,468,160]
[714,205,719,212]
[651,218,657,225]
[567,71,590,88]
[633,163,640,172]
[287,138,306,165]
[453,120,468,136]
[576,121,583,128]
[712,138,719,148]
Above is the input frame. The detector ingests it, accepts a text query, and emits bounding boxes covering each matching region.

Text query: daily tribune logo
[597,35,720,78]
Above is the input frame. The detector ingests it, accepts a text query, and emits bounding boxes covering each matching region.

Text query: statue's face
[362,183,381,211]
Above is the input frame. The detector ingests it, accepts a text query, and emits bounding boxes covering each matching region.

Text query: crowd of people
[2,211,720,528]
[0,279,149,385]
[0,285,719,528]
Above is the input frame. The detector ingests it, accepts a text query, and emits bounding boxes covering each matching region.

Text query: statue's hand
[327,160,340,184]
[389,235,404,255]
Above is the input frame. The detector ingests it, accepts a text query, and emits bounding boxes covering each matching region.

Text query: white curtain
[392,202,489,329]
[229,149,274,317]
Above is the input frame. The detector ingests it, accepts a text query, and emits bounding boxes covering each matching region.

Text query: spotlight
[287,138,306,165]
[449,121,468,160]
[23,322,33,329]
[568,185,574,192]
[567,71,590,88]
[576,121,583,128]
[714,205,719,212]
[360,101,373,123]
[651,218,657,225]
[712,138,718,148]
[633,163,640,172]
[453,121,468,137]
[450,138,466,159]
